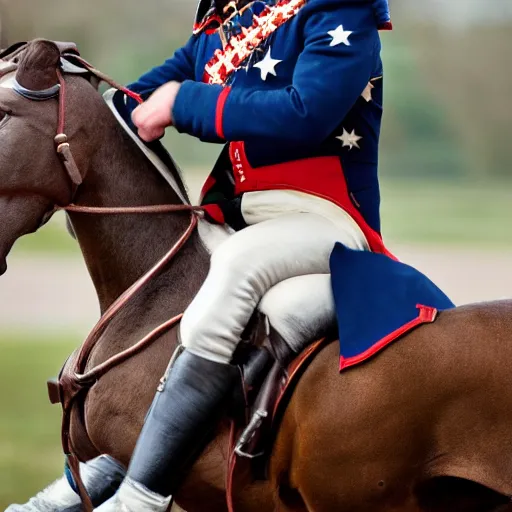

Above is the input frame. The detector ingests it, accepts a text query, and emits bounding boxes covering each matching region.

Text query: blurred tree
[410,24,511,179]
[380,32,465,180]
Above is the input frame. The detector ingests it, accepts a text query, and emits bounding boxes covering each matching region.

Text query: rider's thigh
[181,212,362,363]
[260,274,336,352]
[209,212,357,290]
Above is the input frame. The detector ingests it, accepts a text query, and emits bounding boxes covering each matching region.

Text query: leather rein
[11,54,203,510]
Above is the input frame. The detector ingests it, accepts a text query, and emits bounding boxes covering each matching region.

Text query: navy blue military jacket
[128,0,392,246]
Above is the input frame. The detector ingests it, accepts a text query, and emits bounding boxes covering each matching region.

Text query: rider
[97,0,392,509]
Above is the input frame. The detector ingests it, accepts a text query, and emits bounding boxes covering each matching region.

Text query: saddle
[211,314,331,511]
[231,314,331,465]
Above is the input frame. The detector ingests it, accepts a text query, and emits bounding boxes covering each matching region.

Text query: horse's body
[2,40,512,512]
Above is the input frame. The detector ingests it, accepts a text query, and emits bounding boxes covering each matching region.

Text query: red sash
[202,0,306,85]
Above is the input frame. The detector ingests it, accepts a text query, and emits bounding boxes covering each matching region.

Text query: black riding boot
[127,349,239,497]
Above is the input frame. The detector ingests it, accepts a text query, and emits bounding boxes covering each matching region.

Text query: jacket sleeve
[127,35,199,101]
[172,2,378,145]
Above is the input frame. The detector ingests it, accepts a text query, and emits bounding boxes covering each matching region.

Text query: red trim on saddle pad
[226,308,440,508]
[339,305,438,371]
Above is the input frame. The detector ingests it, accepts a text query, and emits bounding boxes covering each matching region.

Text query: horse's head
[0,39,100,274]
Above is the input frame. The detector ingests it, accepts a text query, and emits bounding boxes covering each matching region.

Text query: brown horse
[2,39,512,512]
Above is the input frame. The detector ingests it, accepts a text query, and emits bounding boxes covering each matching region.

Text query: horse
[2,39,512,512]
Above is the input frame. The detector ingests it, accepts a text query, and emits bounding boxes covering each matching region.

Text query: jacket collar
[194,0,392,34]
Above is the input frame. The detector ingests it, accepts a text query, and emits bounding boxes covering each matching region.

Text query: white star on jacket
[328,25,353,46]
[337,128,362,150]
[253,48,282,81]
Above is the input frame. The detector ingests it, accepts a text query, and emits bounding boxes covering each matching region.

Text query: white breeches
[181,207,368,364]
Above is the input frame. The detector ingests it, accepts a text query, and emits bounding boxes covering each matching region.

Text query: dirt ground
[0,245,511,332]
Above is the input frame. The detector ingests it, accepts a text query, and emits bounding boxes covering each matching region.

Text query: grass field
[11,179,512,258]
[0,335,79,509]
[381,180,512,248]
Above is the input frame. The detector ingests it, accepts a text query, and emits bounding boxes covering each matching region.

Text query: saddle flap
[227,337,332,510]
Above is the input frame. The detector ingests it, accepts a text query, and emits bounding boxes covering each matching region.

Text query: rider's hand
[131,81,182,142]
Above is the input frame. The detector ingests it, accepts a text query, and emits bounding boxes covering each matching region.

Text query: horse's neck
[67,122,209,318]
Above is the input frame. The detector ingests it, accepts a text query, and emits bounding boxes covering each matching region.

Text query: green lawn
[0,335,79,509]
[11,179,512,257]
[380,179,512,249]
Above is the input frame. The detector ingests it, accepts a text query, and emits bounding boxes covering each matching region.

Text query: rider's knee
[182,336,234,364]
[209,236,267,296]
[210,235,252,274]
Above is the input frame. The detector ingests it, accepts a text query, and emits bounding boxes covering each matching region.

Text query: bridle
[7,50,205,510]
[11,54,189,206]
[8,53,202,350]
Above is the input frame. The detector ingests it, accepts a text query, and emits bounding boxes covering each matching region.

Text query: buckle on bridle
[55,133,83,191]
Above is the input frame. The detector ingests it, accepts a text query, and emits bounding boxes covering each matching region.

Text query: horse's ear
[16,39,60,90]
